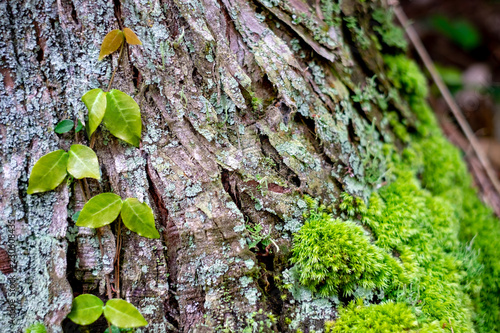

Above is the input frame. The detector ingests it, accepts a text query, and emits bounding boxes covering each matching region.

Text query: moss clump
[384,53,500,332]
[414,136,500,332]
[384,55,439,135]
[321,52,499,332]
[287,30,500,333]
[325,300,418,333]
[361,167,476,331]
[459,188,500,332]
[382,53,500,331]
[417,135,470,195]
[384,55,428,100]
[290,199,404,297]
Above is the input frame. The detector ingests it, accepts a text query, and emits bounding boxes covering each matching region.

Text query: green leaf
[121,198,160,239]
[27,150,69,194]
[99,29,124,61]
[82,88,107,137]
[76,119,84,133]
[54,119,74,134]
[67,294,104,326]
[104,89,142,147]
[103,299,148,328]
[67,144,100,180]
[76,193,123,228]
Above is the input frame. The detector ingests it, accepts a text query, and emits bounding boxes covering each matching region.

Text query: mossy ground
[289,54,500,332]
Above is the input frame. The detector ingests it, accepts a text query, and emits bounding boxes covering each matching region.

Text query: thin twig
[107,42,125,92]
[78,180,88,202]
[394,6,500,201]
[82,178,91,200]
[89,133,97,150]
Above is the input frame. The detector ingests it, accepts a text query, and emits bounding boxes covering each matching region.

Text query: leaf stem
[78,180,88,202]
[89,132,97,150]
[107,42,125,92]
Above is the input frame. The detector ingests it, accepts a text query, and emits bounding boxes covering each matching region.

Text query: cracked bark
[0,0,417,332]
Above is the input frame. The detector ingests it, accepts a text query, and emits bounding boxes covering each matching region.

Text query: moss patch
[384,55,500,333]
[288,54,500,332]
[290,199,404,297]
[325,300,418,333]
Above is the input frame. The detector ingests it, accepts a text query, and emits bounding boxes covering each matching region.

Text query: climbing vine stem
[107,42,125,93]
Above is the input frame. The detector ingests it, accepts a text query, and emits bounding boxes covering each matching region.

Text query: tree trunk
[0,0,496,332]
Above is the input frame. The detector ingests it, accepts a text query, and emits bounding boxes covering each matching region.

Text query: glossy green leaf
[67,294,104,326]
[103,299,148,328]
[76,119,84,133]
[27,150,69,194]
[82,88,107,137]
[54,119,74,134]
[121,198,160,239]
[104,89,142,147]
[123,28,142,45]
[67,144,100,180]
[99,29,124,61]
[76,193,122,228]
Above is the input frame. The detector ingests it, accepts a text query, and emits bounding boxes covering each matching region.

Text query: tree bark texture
[1,0,424,331]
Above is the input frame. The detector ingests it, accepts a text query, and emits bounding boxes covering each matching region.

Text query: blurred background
[401,0,500,212]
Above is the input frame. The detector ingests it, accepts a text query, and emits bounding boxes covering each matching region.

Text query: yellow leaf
[98,29,124,61]
[123,27,142,45]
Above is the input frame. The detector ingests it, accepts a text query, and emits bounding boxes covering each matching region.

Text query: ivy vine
[27,27,154,331]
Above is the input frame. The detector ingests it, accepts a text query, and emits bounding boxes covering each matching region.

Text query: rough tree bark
[0,0,435,332]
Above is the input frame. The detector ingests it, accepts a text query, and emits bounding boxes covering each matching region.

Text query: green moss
[386,111,410,143]
[292,50,500,332]
[412,135,500,332]
[290,198,404,297]
[417,136,470,195]
[458,188,500,332]
[360,170,475,331]
[409,97,440,136]
[369,53,500,331]
[383,55,440,136]
[384,55,428,100]
[276,21,500,333]
[325,300,418,332]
